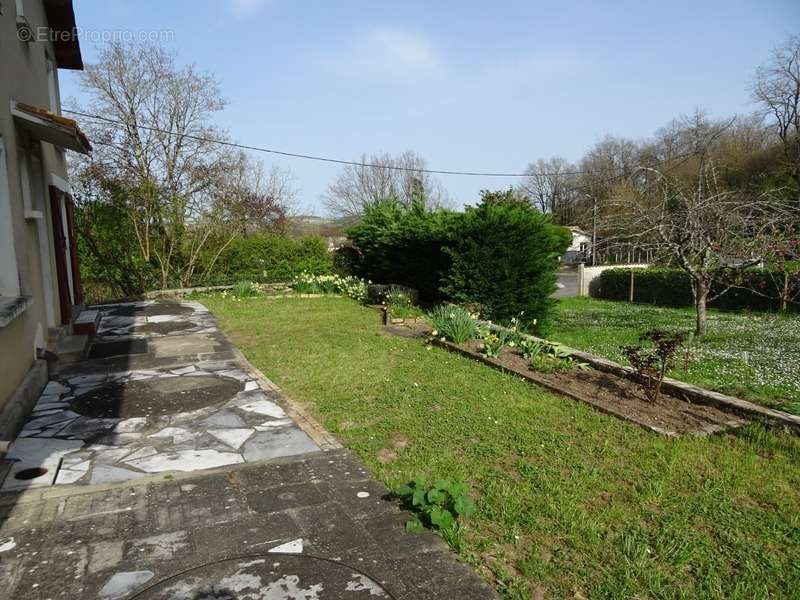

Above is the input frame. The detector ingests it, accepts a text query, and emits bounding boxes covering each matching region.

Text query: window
[0,136,21,297]
[46,55,61,114]
[19,145,44,219]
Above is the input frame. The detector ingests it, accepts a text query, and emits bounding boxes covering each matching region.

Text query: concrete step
[55,334,89,365]
[73,309,100,336]
[47,324,69,347]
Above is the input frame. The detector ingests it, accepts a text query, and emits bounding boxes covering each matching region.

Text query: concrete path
[554,267,579,298]
[0,300,495,599]
[3,301,320,491]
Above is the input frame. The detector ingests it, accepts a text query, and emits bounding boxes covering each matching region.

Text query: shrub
[622,329,685,402]
[198,234,333,286]
[597,267,799,312]
[426,304,478,344]
[77,201,161,300]
[441,194,570,331]
[332,245,360,275]
[346,200,456,302]
[347,193,569,327]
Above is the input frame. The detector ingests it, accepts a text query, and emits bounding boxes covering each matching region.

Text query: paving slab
[0,451,496,599]
[1,300,323,490]
[0,300,495,598]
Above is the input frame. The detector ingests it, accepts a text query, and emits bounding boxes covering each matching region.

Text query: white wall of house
[566,231,591,253]
[0,0,83,411]
[0,136,21,296]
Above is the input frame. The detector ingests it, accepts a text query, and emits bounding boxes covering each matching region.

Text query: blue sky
[61,0,800,214]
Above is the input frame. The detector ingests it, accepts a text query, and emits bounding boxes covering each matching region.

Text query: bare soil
[457,340,745,436]
[383,321,746,436]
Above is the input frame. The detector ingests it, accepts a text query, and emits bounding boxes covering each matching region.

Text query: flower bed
[434,337,747,436]
[385,307,754,436]
[291,272,368,303]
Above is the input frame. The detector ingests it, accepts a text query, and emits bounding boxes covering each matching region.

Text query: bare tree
[516,156,578,223]
[612,156,796,335]
[752,35,800,202]
[323,150,448,219]
[70,43,284,288]
[219,154,296,235]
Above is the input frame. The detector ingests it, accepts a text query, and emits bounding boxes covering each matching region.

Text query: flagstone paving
[3,301,318,491]
[0,300,495,598]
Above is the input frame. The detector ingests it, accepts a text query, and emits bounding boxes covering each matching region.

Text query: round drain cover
[134,554,393,599]
[70,375,244,418]
[14,467,49,480]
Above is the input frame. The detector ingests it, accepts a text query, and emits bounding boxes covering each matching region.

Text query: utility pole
[591,195,597,266]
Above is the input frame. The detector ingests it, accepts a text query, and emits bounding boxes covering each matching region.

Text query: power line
[64,108,697,180]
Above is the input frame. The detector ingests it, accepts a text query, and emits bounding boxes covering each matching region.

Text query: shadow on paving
[0,300,495,598]
[0,450,495,599]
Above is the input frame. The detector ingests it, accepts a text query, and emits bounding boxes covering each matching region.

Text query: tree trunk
[694,278,709,337]
[781,271,789,312]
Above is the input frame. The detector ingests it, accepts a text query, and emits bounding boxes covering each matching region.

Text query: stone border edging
[481,321,800,434]
[382,306,423,327]
[430,338,744,437]
[144,282,293,299]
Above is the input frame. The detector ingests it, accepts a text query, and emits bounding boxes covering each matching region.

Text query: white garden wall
[577,263,649,297]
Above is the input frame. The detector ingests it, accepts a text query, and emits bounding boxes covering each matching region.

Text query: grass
[205,295,800,600]
[387,304,425,319]
[549,297,800,414]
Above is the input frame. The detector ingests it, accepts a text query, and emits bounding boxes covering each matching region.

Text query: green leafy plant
[531,354,586,373]
[518,338,544,360]
[621,329,686,402]
[385,287,424,318]
[232,280,257,298]
[526,339,591,373]
[385,287,413,309]
[480,329,511,358]
[426,304,478,344]
[395,475,476,535]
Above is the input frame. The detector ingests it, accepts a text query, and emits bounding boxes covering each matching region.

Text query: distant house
[563,226,592,264]
[0,0,90,437]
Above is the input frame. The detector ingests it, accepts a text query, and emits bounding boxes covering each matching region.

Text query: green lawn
[204,295,800,600]
[549,297,800,414]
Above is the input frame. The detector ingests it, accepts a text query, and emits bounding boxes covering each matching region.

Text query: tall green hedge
[442,200,569,328]
[346,201,456,302]
[347,194,569,330]
[197,234,333,285]
[597,267,797,312]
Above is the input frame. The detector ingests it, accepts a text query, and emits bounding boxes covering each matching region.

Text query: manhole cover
[70,375,244,418]
[133,554,393,599]
[14,467,48,480]
[108,304,194,318]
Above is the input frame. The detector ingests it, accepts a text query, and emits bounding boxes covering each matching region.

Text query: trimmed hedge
[346,201,456,302]
[597,267,798,312]
[347,194,569,330]
[197,234,333,285]
[442,200,569,328]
